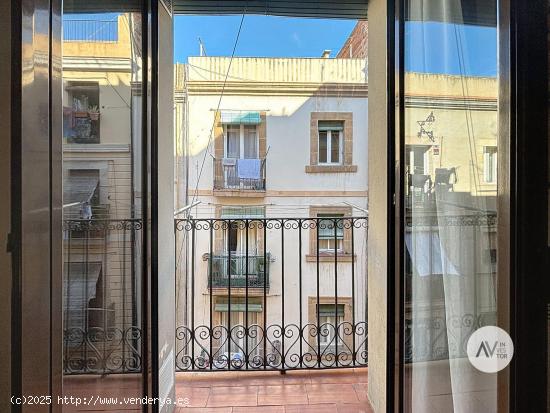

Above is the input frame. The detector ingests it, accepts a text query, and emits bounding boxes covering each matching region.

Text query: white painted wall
[186,94,368,193]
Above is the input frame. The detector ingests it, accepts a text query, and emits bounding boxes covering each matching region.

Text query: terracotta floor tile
[178,408,232,413]
[177,387,211,408]
[285,404,338,413]
[257,394,309,406]
[257,384,306,395]
[206,386,258,408]
[306,383,359,404]
[336,403,375,413]
[209,386,259,395]
[233,406,285,413]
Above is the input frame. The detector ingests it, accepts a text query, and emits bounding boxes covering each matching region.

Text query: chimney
[321,49,331,59]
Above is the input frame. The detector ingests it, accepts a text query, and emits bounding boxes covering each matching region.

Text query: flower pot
[88,111,100,121]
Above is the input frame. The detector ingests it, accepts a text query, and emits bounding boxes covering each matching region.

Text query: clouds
[291,32,302,47]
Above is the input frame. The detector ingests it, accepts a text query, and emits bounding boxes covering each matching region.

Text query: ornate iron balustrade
[175,217,369,371]
[63,219,143,375]
[403,313,498,363]
[209,253,271,289]
[64,326,142,375]
[403,211,498,363]
[213,158,266,191]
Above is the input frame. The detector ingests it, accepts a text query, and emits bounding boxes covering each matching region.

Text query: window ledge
[213,189,266,198]
[306,254,355,263]
[305,165,358,173]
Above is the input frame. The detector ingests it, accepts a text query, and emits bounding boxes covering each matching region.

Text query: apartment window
[317,213,344,252]
[215,297,263,358]
[64,81,100,144]
[63,262,105,331]
[318,121,343,164]
[308,206,353,262]
[307,112,357,173]
[63,169,101,221]
[307,297,353,351]
[406,145,430,175]
[222,113,260,159]
[484,146,497,183]
[216,206,265,259]
[318,304,345,348]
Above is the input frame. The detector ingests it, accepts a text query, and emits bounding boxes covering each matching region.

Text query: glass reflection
[403,1,500,412]
[62,4,145,410]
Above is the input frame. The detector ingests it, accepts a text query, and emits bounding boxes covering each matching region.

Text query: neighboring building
[337,20,369,59]
[174,55,370,366]
[62,14,143,373]
[402,73,498,362]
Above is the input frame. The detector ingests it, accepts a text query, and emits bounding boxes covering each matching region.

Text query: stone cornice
[178,81,369,98]
[63,56,132,72]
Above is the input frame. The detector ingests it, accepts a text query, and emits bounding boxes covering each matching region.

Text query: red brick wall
[337,20,368,59]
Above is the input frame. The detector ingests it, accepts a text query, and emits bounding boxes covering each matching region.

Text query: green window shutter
[318,304,345,317]
[318,120,344,131]
[221,206,265,219]
[221,111,261,125]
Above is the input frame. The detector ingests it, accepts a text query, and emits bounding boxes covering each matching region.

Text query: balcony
[62,216,371,411]
[208,253,271,290]
[213,157,266,195]
[63,109,101,144]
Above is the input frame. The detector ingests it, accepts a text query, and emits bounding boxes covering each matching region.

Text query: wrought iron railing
[63,219,143,375]
[213,158,266,191]
[403,212,498,363]
[63,19,118,43]
[208,253,271,289]
[175,217,369,371]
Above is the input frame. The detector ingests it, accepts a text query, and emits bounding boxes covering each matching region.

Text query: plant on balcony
[88,105,100,121]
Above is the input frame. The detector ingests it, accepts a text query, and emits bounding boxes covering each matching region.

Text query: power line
[188,11,247,215]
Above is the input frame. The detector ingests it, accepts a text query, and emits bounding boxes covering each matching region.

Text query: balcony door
[225,124,259,160]
[391,0,549,411]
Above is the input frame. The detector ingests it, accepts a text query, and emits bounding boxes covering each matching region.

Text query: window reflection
[403,2,500,412]
[62,5,145,408]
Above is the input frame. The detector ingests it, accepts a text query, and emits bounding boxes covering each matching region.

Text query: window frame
[307,206,354,262]
[223,123,259,160]
[483,145,498,183]
[307,112,357,173]
[317,212,345,253]
[318,127,343,165]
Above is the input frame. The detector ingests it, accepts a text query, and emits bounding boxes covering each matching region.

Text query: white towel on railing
[237,158,261,180]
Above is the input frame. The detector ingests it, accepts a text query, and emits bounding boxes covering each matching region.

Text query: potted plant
[88,105,100,121]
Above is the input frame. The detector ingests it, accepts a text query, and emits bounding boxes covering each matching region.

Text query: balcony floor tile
[60,368,372,412]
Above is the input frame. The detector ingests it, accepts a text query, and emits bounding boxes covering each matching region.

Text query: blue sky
[405,21,497,77]
[174,15,356,61]
[175,15,497,77]
[64,14,498,77]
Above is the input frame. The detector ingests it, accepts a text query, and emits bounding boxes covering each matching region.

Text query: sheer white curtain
[406,1,498,412]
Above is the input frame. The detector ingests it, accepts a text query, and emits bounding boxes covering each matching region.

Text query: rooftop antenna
[198,37,206,56]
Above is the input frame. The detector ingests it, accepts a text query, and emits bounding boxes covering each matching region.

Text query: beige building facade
[175,55,370,366]
[62,14,143,373]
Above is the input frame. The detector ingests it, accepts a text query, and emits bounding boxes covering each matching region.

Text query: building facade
[61,14,143,374]
[174,55,370,368]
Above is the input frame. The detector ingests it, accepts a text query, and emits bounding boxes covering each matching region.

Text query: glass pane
[244,125,258,158]
[62,4,145,408]
[331,132,340,163]
[403,1,501,412]
[319,130,328,163]
[226,125,240,158]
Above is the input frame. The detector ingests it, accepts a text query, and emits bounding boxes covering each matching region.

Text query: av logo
[475,340,498,358]
[467,326,514,373]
